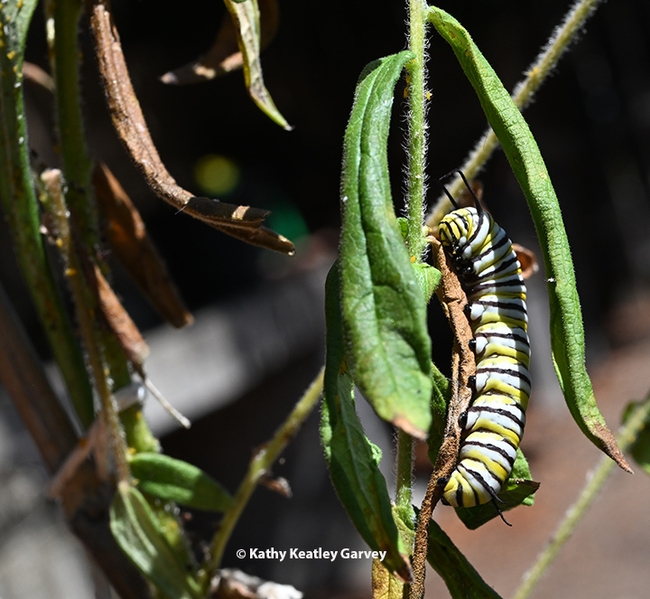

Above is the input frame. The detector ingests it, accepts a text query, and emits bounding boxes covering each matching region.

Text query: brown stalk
[0,284,151,599]
[87,0,294,255]
[409,237,475,599]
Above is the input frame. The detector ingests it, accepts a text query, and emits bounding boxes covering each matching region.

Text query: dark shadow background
[3,0,650,597]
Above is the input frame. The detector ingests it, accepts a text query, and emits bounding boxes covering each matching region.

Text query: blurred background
[1,0,650,597]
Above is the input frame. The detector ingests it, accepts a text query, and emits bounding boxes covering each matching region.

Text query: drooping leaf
[221,0,290,129]
[129,453,234,512]
[93,164,193,328]
[161,0,278,85]
[322,265,411,581]
[110,483,202,599]
[340,51,432,440]
[427,518,503,599]
[455,449,539,530]
[428,6,629,471]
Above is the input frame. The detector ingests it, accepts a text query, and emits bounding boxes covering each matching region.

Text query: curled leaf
[339,51,432,439]
[161,0,278,85]
[93,164,193,328]
[91,263,150,365]
[87,0,294,254]
[322,266,411,581]
[221,0,290,129]
[428,5,629,471]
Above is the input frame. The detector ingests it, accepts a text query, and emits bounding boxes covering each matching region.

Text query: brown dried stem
[409,237,475,599]
[87,0,294,254]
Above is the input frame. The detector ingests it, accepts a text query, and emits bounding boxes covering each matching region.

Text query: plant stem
[0,3,94,428]
[425,0,604,227]
[395,0,429,556]
[203,367,325,590]
[45,0,99,254]
[41,170,131,485]
[512,396,650,599]
[405,0,428,259]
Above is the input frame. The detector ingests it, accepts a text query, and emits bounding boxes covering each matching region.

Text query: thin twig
[512,395,650,599]
[202,367,325,592]
[426,0,604,228]
[86,0,294,255]
[409,237,475,599]
[42,169,131,484]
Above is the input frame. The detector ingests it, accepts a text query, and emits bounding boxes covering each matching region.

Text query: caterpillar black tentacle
[438,175,531,509]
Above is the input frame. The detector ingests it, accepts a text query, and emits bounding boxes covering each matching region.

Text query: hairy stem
[512,395,650,599]
[45,0,99,253]
[203,367,324,590]
[41,170,131,484]
[405,0,429,259]
[426,0,604,227]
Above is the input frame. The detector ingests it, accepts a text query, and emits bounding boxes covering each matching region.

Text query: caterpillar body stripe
[439,206,531,508]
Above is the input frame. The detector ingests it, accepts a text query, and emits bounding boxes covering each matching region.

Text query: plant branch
[45,0,99,253]
[86,0,294,255]
[512,394,650,599]
[203,367,325,591]
[0,5,94,427]
[41,169,131,484]
[409,237,475,599]
[425,0,604,228]
[405,0,429,259]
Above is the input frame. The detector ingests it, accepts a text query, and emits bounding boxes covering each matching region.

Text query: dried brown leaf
[88,0,294,254]
[93,164,193,328]
[90,263,150,366]
[512,242,539,280]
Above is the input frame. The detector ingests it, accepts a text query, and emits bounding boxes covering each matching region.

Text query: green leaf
[427,362,450,467]
[129,453,234,512]
[1,0,39,51]
[455,449,540,530]
[110,484,202,599]
[427,519,503,599]
[339,51,432,440]
[428,6,629,471]
[223,0,290,129]
[322,265,411,581]
[412,262,441,304]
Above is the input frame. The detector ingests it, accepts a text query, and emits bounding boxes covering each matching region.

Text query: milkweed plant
[1,0,649,598]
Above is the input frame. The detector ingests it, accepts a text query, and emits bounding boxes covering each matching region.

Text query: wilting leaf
[110,483,202,599]
[93,164,193,328]
[221,0,290,129]
[322,266,411,581]
[339,51,432,439]
[428,5,629,471]
[161,0,278,85]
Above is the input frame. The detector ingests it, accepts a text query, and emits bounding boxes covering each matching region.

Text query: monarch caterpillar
[438,171,531,509]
